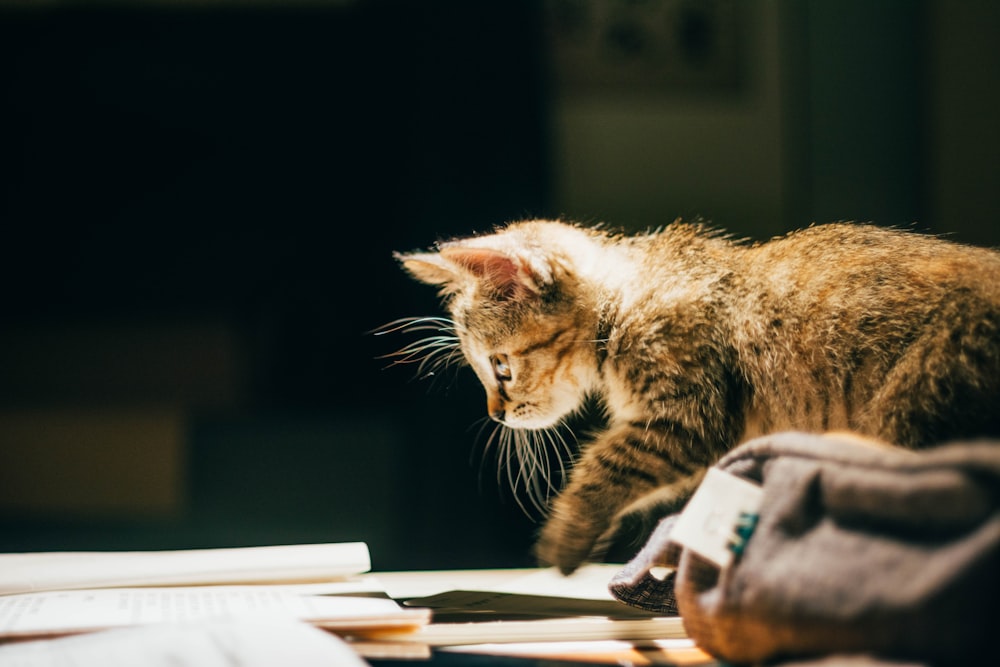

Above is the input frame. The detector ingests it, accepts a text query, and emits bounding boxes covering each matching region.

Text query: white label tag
[670,467,764,569]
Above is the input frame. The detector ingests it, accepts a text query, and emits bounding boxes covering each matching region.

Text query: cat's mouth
[499,401,566,430]
[503,416,561,430]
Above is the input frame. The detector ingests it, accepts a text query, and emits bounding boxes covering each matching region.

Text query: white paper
[0,586,426,639]
[669,467,763,568]
[0,618,367,667]
[494,563,624,601]
[378,615,688,646]
[0,543,371,596]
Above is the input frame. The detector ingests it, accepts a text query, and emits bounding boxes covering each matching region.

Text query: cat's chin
[503,414,564,431]
[503,394,585,430]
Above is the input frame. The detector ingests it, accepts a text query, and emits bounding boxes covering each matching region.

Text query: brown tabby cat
[390,220,1000,574]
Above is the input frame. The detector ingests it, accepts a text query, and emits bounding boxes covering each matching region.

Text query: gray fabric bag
[609,432,1000,666]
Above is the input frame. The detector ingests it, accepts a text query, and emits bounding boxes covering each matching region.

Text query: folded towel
[610,432,1000,666]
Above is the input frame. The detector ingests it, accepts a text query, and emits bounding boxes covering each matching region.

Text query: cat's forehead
[451,300,521,343]
[453,300,567,354]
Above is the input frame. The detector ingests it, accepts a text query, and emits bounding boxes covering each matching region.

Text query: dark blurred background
[0,0,997,570]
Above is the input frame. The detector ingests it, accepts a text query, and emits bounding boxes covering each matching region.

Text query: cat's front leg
[591,472,708,561]
[535,421,708,574]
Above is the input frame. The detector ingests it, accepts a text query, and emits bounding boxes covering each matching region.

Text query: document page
[0,586,429,639]
[0,618,367,667]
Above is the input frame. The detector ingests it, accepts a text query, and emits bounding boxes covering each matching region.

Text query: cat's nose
[487,394,505,423]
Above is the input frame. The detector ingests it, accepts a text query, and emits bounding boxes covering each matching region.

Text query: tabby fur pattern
[391,220,1000,573]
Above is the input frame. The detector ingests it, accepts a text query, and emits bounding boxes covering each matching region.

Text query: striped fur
[395,220,1000,573]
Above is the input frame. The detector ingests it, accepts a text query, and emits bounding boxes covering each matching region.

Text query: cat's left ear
[439,246,543,299]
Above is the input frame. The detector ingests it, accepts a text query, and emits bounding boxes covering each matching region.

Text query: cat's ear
[395,244,545,299]
[439,246,539,299]
[394,252,461,288]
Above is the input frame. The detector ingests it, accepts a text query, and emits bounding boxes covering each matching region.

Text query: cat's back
[734,223,1000,445]
[745,223,1000,306]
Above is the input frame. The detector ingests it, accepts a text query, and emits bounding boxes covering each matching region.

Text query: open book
[0,543,429,641]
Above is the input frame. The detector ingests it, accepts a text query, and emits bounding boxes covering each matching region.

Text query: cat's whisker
[427,347,466,373]
[517,433,534,497]
[510,431,527,493]
[544,429,571,507]
[519,431,544,511]
[548,428,567,480]
[495,427,536,520]
[488,422,578,520]
[501,438,513,491]
[383,336,459,360]
[476,420,504,495]
[496,427,511,489]
[502,430,528,514]
[531,431,555,515]
[378,334,463,378]
[470,417,495,451]
[552,419,578,461]
[414,344,462,378]
[386,349,449,369]
[517,430,547,519]
[373,314,466,381]
[542,432,564,511]
[370,316,457,336]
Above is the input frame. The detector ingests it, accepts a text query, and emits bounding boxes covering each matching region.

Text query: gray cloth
[609,432,1000,667]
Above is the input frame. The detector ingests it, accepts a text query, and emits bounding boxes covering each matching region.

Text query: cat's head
[395,221,600,430]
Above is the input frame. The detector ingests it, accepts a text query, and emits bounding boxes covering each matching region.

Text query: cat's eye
[491,354,512,382]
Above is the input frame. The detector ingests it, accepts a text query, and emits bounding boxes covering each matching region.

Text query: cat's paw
[534,527,593,575]
[537,480,704,574]
[596,479,706,561]
[534,511,607,575]
[591,496,678,563]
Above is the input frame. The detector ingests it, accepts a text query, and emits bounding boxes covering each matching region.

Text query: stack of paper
[0,543,429,642]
